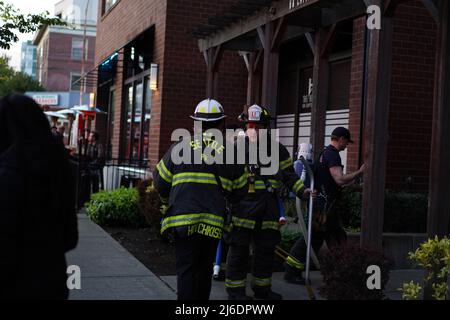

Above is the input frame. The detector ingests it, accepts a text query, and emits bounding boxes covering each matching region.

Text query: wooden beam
[247,52,257,106]
[198,0,366,52]
[206,46,223,99]
[271,17,287,51]
[427,0,450,238]
[261,21,279,116]
[254,49,263,73]
[305,32,316,55]
[311,28,330,161]
[293,65,301,159]
[360,11,394,251]
[257,26,266,49]
[240,51,250,71]
[320,23,337,58]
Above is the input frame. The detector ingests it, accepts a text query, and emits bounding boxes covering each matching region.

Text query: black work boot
[284,272,306,285]
[227,288,254,301]
[253,289,283,300]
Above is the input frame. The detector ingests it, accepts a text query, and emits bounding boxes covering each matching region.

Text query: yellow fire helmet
[190,99,227,122]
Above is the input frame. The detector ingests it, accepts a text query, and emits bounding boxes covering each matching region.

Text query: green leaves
[401,281,422,300]
[0,56,44,98]
[400,236,450,300]
[0,0,66,50]
[86,188,147,228]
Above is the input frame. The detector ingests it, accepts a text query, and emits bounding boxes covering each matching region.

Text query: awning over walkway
[193,0,366,52]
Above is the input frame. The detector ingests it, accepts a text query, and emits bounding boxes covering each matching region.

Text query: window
[121,79,152,162]
[328,59,351,110]
[106,90,116,159]
[71,38,88,60]
[70,73,82,91]
[120,27,154,162]
[104,0,119,14]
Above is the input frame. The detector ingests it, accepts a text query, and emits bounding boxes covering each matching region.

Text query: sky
[1,0,57,70]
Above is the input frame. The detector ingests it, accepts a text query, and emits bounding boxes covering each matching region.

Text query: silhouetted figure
[0,94,78,300]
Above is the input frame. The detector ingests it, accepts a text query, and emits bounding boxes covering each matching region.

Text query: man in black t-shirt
[284,127,365,285]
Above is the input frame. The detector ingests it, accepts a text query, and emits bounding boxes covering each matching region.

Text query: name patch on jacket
[188,223,222,239]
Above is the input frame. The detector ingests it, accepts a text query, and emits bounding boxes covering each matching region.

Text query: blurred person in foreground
[0,94,78,300]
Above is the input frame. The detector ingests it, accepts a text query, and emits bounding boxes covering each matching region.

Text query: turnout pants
[175,233,219,300]
[286,213,347,276]
[226,226,281,296]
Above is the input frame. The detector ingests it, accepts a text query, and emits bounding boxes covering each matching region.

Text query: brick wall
[46,32,96,92]
[95,0,247,165]
[348,1,436,192]
[386,0,436,192]
[347,17,366,174]
[156,0,247,166]
[95,0,168,160]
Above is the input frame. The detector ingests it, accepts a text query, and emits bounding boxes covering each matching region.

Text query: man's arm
[153,146,175,203]
[329,164,365,186]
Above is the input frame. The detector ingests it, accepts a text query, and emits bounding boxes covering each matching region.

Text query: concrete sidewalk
[66,214,176,300]
[66,214,432,300]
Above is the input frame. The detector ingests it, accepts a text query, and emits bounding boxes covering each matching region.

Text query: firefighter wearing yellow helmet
[153,99,247,301]
[226,104,314,300]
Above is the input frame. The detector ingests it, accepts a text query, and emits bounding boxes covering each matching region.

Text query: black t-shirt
[316,145,343,202]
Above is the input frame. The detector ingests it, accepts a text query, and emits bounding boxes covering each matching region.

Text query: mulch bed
[103,226,177,276]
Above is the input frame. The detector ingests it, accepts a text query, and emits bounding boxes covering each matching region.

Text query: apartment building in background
[33,0,98,93]
[20,40,37,79]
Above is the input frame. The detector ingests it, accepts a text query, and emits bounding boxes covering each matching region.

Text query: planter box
[347,233,427,269]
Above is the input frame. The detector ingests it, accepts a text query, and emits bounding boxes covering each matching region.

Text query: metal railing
[71,155,150,210]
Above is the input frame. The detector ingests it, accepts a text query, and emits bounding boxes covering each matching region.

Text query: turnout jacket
[153,134,247,240]
[231,139,307,231]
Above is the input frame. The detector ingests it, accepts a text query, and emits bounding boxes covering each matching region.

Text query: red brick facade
[348,0,436,192]
[38,31,96,92]
[95,0,247,166]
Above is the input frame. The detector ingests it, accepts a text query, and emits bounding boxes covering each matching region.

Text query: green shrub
[400,236,450,300]
[137,179,163,231]
[334,188,428,233]
[86,187,146,227]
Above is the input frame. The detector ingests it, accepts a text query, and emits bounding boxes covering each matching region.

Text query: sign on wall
[32,94,59,106]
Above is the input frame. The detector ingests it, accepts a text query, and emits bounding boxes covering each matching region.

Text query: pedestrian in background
[0,94,78,300]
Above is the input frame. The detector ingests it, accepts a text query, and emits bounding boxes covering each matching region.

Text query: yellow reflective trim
[219,177,233,192]
[172,172,217,186]
[280,157,294,170]
[293,179,305,194]
[232,216,256,229]
[233,173,248,189]
[286,256,305,270]
[161,213,224,234]
[225,279,246,288]
[262,221,280,230]
[173,172,215,178]
[156,161,172,183]
[253,277,272,287]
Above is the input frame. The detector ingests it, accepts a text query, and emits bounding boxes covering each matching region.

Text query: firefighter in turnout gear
[225,105,315,301]
[153,99,247,301]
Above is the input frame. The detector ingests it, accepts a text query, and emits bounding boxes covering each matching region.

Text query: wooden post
[261,20,283,117]
[241,51,257,106]
[311,26,336,160]
[427,0,450,238]
[206,46,223,99]
[360,4,394,251]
